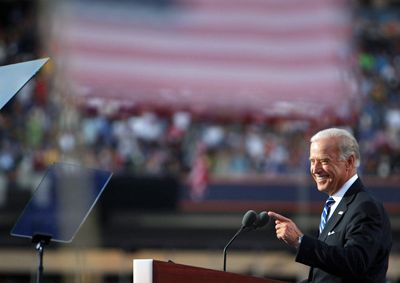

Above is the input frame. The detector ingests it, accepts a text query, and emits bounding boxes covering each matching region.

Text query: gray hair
[310,128,360,167]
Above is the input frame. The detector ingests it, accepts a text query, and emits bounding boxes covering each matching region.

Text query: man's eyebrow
[309,157,331,161]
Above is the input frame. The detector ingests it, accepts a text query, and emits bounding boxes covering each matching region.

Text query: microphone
[249,211,269,230]
[242,210,258,228]
[223,210,257,272]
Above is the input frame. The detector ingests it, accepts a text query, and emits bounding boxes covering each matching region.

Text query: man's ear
[347,155,355,169]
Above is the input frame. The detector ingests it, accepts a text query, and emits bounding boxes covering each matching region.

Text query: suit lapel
[319,201,347,239]
[319,178,363,240]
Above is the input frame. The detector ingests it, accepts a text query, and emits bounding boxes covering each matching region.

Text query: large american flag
[50,0,356,120]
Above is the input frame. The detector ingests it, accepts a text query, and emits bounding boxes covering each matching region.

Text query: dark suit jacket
[295,178,392,283]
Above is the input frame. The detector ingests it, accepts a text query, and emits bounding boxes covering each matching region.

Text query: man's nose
[311,162,322,173]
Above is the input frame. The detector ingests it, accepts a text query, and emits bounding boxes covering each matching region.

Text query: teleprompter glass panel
[0,58,49,110]
[11,162,113,243]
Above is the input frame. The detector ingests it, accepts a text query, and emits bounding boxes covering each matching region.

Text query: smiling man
[268,128,392,283]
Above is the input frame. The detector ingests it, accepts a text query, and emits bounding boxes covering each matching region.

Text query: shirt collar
[331,174,358,202]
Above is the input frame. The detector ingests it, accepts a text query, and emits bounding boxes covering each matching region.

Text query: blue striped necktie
[319,197,335,234]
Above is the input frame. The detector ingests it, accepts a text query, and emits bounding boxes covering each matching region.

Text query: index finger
[268,211,291,222]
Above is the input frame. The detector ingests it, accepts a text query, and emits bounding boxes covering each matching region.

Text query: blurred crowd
[0,1,58,199]
[0,1,400,200]
[354,5,400,177]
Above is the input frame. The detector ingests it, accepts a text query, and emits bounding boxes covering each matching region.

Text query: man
[268,128,392,282]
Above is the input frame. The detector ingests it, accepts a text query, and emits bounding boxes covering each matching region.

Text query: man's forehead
[310,138,340,155]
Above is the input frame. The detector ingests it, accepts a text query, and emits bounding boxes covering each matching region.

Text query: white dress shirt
[328,174,358,220]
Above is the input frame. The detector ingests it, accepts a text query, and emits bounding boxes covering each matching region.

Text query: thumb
[268,211,291,222]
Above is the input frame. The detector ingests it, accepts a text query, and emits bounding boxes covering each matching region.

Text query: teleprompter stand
[32,234,51,283]
[10,162,113,283]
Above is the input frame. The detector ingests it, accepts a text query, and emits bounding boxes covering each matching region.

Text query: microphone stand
[222,210,262,272]
[223,226,245,272]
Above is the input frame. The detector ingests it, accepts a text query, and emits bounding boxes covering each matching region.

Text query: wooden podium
[133,259,288,283]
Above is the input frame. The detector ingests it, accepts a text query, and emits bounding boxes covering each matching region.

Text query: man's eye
[310,159,329,165]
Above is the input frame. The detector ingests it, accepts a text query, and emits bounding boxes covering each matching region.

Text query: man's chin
[316,184,328,193]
